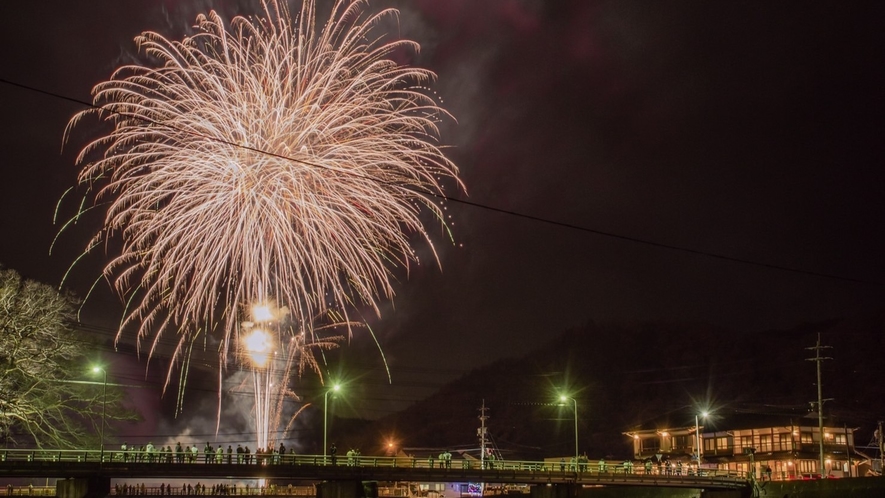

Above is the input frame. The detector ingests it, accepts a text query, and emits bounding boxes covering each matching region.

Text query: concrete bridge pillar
[56,477,110,498]
[317,481,378,498]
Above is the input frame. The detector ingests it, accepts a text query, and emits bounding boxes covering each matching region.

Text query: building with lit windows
[624,411,860,479]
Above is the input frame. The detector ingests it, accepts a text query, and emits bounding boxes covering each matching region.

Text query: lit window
[759,434,772,452]
[641,438,660,453]
[779,433,793,451]
[672,435,690,449]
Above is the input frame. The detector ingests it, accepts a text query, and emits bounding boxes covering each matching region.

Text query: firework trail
[237,303,345,451]
[64,0,462,435]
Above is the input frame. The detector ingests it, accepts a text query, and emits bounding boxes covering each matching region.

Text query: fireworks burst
[64,0,462,430]
[237,303,344,451]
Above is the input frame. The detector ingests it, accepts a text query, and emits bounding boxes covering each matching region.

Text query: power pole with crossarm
[806,332,832,477]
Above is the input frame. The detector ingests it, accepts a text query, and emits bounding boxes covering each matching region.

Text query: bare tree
[0,267,134,448]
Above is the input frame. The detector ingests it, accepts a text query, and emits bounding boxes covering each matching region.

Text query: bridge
[0,449,749,492]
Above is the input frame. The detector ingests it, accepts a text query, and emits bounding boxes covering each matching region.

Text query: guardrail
[0,449,749,490]
[0,449,734,475]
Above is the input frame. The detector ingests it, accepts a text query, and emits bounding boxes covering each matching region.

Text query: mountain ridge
[331,313,885,460]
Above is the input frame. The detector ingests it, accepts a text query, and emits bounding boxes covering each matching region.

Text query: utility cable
[0,76,879,286]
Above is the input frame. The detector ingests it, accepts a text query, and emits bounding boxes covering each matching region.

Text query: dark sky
[1,0,884,430]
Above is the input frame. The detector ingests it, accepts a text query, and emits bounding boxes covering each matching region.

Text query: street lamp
[559,394,578,466]
[323,383,341,464]
[92,366,108,462]
[695,411,708,467]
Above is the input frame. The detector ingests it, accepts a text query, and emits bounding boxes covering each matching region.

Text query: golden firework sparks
[64,0,462,433]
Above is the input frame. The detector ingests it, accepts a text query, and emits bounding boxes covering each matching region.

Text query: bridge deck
[0,450,748,490]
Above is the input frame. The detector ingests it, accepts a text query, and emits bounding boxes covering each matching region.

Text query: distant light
[661,432,669,437]
[92,366,102,373]
[332,383,341,392]
[701,411,709,418]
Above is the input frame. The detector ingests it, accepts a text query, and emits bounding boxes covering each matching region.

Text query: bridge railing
[0,449,745,481]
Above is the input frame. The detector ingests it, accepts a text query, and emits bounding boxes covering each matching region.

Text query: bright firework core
[252,305,274,323]
[245,329,272,368]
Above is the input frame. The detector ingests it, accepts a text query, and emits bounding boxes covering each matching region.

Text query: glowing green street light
[92,366,108,462]
[559,394,578,467]
[323,383,342,464]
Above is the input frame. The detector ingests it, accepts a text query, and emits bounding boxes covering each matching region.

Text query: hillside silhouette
[332,314,885,460]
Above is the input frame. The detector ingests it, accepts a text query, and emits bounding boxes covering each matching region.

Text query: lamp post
[323,383,341,464]
[695,411,708,469]
[559,395,578,466]
[92,366,107,462]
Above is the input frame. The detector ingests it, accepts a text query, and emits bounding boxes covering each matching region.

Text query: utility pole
[478,400,490,469]
[876,420,885,474]
[806,332,832,477]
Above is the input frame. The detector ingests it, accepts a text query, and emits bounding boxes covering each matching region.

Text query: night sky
[1,0,884,430]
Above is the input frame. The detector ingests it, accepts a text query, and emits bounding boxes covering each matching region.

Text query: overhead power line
[0,77,880,286]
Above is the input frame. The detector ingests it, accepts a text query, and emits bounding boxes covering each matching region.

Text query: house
[624,410,861,479]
